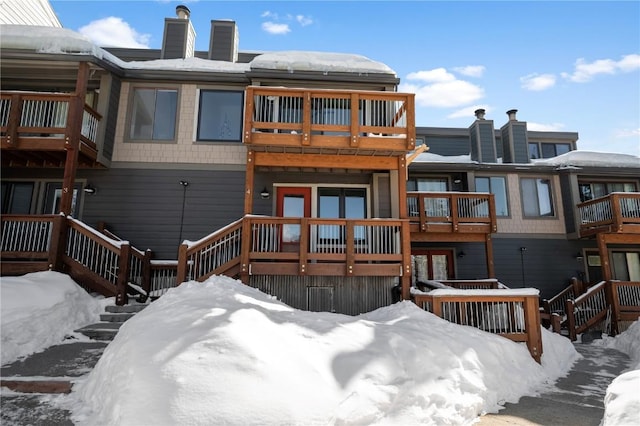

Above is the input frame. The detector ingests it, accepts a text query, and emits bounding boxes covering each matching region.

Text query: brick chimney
[161,5,196,59]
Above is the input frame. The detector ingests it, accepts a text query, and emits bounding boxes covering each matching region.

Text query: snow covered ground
[0,271,108,365]
[1,272,637,425]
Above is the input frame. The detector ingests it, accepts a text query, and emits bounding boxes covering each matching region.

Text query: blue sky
[50,1,640,156]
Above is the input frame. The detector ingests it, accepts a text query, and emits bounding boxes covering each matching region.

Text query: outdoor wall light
[83,185,96,195]
[457,250,466,258]
[575,252,584,262]
[179,180,189,187]
[260,187,271,199]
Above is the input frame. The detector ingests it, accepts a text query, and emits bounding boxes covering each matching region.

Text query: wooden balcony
[578,193,640,238]
[178,216,412,284]
[407,192,497,241]
[243,86,415,155]
[1,91,101,167]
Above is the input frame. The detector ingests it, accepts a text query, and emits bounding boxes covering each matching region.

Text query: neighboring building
[1,6,638,312]
[410,109,639,298]
[0,0,61,27]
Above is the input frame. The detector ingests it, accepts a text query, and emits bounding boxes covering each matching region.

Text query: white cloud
[561,54,640,83]
[261,11,278,19]
[614,128,640,138]
[520,73,557,91]
[447,105,491,119]
[406,68,456,83]
[452,65,485,78]
[78,17,150,48]
[401,68,484,108]
[527,122,566,132]
[262,22,291,35]
[296,14,313,26]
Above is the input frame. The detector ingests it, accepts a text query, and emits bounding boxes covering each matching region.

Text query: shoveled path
[478,342,632,425]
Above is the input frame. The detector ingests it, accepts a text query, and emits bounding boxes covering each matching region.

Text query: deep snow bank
[71,276,576,425]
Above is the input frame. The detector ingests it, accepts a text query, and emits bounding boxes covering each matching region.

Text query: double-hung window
[197,90,243,142]
[520,178,554,217]
[129,88,178,141]
[475,176,509,217]
[529,142,571,159]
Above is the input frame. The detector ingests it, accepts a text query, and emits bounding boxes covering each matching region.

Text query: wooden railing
[1,215,130,304]
[542,277,585,316]
[565,280,640,340]
[178,216,411,285]
[413,289,542,362]
[438,279,501,290]
[406,192,497,234]
[244,86,415,152]
[0,91,101,150]
[578,193,640,237]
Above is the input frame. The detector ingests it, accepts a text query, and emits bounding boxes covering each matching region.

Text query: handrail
[578,192,640,236]
[542,277,585,316]
[244,86,415,152]
[413,289,542,362]
[437,279,500,290]
[0,91,101,146]
[406,192,497,233]
[177,215,410,285]
[608,281,640,335]
[565,281,608,341]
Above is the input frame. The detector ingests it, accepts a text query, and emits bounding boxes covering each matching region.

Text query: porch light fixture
[575,252,584,262]
[457,250,466,258]
[84,185,96,195]
[260,187,271,199]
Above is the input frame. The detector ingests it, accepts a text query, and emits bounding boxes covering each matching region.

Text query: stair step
[74,322,123,341]
[105,303,147,314]
[99,312,135,323]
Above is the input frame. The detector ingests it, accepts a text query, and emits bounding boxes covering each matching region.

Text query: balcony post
[401,220,412,300]
[302,92,311,146]
[60,62,89,215]
[6,94,23,146]
[243,87,254,144]
[610,194,622,232]
[244,150,255,214]
[485,234,495,278]
[597,233,612,281]
[397,156,407,218]
[350,93,359,147]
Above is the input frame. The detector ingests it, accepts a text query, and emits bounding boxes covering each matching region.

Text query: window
[1,182,34,214]
[318,188,367,240]
[407,177,448,192]
[579,181,636,202]
[475,176,509,216]
[529,142,571,159]
[520,178,554,217]
[129,88,178,141]
[197,90,243,142]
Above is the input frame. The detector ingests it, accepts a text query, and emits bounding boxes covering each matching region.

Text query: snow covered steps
[75,303,147,341]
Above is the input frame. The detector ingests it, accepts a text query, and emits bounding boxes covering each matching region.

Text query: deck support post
[485,234,495,278]
[60,62,89,216]
[244,150,255,215]
[597,233,611,281]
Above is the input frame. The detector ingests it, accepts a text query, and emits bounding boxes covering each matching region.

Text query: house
[2,5,638,315]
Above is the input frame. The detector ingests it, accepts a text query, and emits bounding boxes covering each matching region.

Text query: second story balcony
[407,192,497,238]
[1,91,101,167]
[244,86,415,156]
[578,192,640,237]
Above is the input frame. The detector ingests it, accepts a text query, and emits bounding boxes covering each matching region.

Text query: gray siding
[469,126,479,161]
[80,168,246,258]
[249,275,397,315]
[209,21,236,61]
[102,76,121,161]
[559,173,577,234]
[511,123,529,163]
[478,121,497,163]
[500,126,513,163]
[423,136,470,156]
[162,21,187,59]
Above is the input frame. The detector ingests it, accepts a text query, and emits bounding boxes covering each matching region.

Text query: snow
[532,150,640,168]
[250,51,396,75]
[67,275,576,426]
[597,321,640,426]
[0,271,108,365]
[413,152,475,163]
[429,288,539,297]
[2,272,636,425]
[0,25,396,76]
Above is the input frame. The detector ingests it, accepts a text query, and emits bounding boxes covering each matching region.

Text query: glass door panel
[276,187,311,251]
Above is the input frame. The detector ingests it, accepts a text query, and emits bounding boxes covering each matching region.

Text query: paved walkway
[0,339,632,425]
[478,342,632,425]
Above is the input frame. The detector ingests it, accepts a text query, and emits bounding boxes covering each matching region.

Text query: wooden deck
[578,192,640,237]
[244,86,415,155]
[0,91,102,167]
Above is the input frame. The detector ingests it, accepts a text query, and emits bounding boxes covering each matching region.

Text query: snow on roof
[250,51,396,76]
[126,56,250,73]
[1,24,99,55]
[413,152,475,163]
[532,150,640,168]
